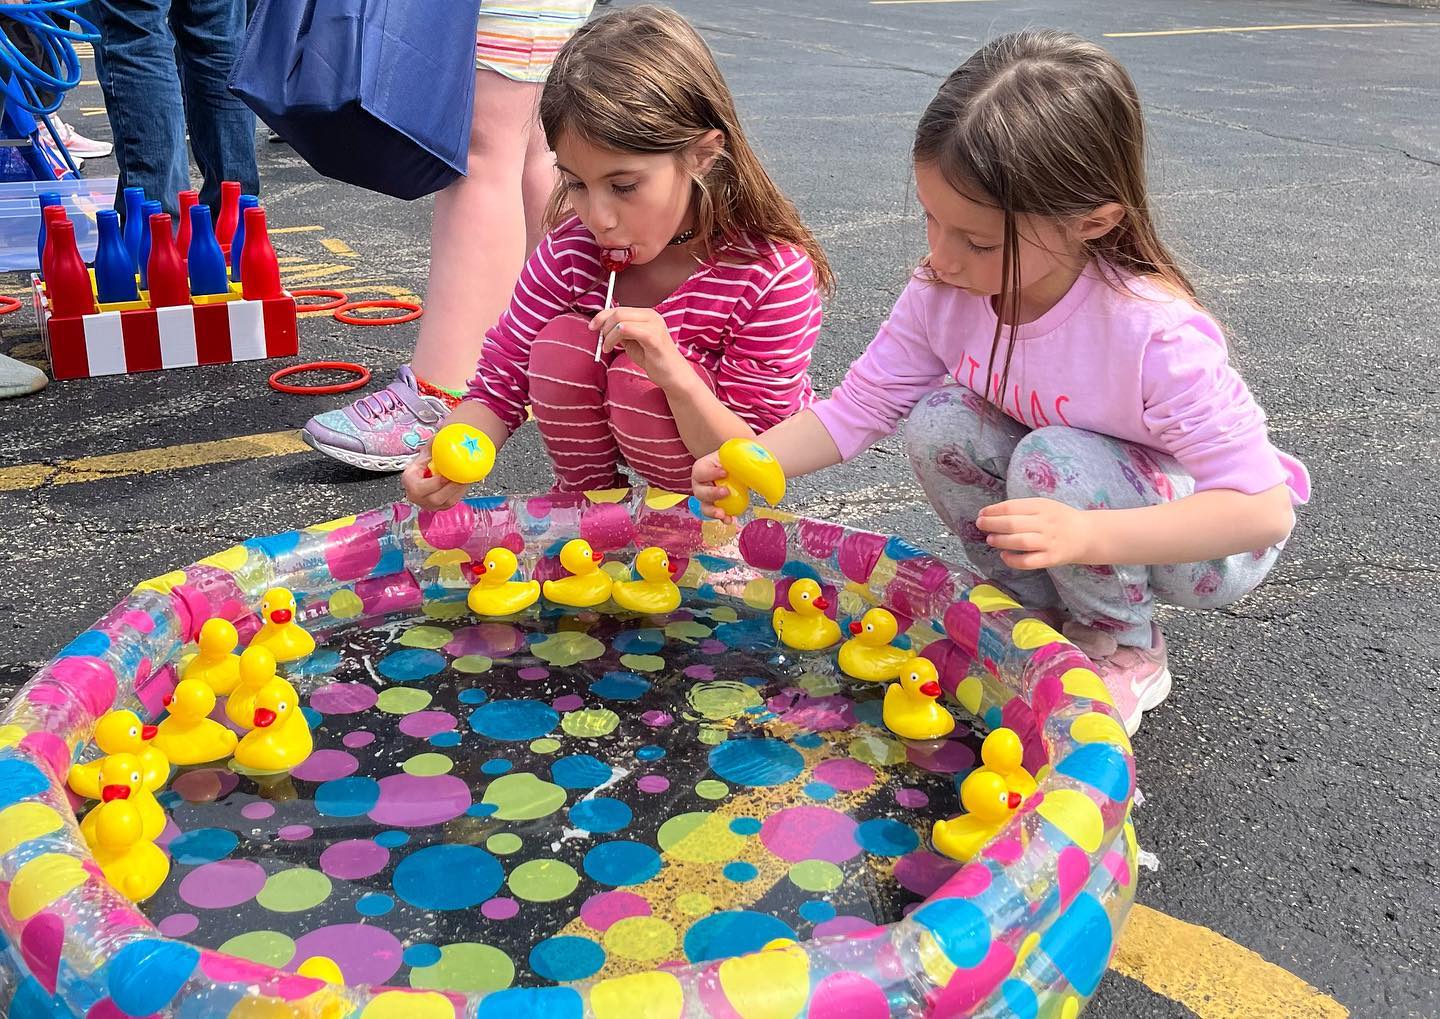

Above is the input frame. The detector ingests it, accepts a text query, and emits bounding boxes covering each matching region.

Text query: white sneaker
[0,352,48,399]
[56,120,113,159]
[37,133,82,172]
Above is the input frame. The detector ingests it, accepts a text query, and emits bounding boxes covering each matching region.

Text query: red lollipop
[596,246,634,360]
[600,247,633,274]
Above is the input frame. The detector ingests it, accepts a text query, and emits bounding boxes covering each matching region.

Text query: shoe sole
[1124,666,1173,737]
[301,430,413,473]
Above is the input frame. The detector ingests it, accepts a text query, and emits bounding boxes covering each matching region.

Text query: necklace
[669,228,695,246]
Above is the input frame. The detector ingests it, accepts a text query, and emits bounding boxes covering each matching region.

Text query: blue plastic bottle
[228,195,260,282]
[138,200,163,291]
[187,204,230,296]
[36,191,62,268]
[94,210,139,305]
[121,186,146,272]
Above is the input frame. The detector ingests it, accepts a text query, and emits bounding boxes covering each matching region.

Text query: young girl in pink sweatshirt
[693,30,1308,735]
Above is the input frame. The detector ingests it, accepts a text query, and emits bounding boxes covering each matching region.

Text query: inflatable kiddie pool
[0,489,1138,1018]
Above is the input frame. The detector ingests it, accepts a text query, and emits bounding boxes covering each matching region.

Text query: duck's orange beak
[270,608,293,624]
[253,708,276,728]
[102,784,130,802]
[813,596,830,612]
[141,724,158,740]
[849,621,862,635]
[592,554,604,565]
[475,561,487,575]
[666,560,677,576]
[161,694,173,707]
[1006,791,1022,809]
[919,681,941,698]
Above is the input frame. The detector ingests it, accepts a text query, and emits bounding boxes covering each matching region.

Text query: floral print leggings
[905,386,1282,646]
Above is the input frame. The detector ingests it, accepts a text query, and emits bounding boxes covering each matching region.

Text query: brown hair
[913,29,1195,405]
[539,5,833,293]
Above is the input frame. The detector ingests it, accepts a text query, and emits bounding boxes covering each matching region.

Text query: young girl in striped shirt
[404,5,832,508]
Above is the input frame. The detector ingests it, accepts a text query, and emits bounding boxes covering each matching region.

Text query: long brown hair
[539,5,833,293]
[913,29,1195,407]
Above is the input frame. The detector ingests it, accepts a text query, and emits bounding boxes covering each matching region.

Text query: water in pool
[136,598,982,993]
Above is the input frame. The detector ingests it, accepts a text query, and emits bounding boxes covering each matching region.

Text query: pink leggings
[530,314,712,493]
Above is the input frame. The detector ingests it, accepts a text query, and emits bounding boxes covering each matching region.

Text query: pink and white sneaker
[1063,622,1172,736]
[301,365,449,472]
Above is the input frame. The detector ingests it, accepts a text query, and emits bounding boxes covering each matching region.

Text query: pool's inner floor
[132,599,983,992]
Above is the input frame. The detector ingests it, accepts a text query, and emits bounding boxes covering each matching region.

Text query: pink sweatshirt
[464,216,823,434]
[813,264,1310,503]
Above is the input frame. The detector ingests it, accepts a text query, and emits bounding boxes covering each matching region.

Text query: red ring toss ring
[268,360,372,395]
[290,288,349,312]
[333,299,423,326]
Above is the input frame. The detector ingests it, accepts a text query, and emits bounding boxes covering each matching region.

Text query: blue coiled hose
[0,0,98,118]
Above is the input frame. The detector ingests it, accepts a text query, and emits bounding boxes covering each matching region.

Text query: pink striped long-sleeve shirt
[463,216,823,434]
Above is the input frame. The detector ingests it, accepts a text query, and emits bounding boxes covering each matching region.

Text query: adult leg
[530,315,627,491]
[90,0,188,211]
[903,385,1060,608]
[171,0,258,208]
[410,70,544,392]
[303,70,545,471]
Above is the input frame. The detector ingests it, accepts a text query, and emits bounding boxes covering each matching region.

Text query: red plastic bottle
[45,220,97,317]
[39,204,69,281]
[215,181,241,251]
[174,190,199,260]
[146,213,191,308]
[239,207,282,300]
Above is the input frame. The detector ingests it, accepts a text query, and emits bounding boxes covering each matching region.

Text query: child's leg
[1006,427,1282,645]
[530,315,627,491]
[605,358,716,493]
[904,386,1061,608]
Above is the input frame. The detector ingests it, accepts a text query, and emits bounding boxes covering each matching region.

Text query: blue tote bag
[229,0,481,200]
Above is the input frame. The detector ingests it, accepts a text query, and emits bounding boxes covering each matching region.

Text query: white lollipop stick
[595,269,617,361]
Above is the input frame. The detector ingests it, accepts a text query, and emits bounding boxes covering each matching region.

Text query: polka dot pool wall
[0,488,1138,1018]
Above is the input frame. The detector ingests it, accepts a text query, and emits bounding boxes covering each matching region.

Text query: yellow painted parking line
[1114,904,1348,1017]
[270,225,325,235]
[321,238,360,258]
[1106,21,1440,39]
[0,430,309,493]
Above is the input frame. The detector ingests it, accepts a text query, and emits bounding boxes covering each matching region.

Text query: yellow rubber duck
[80,753,166,844]
[68,710,168,798]
[234,678,314,772]
[181,617,242,695]
[85,798,170,902]
[713,438,786,517]
[542,539,613,608]
[152,679,238,765]
[612,547,681,615]
[249,588,315,663]
[882,657,956,741]
[467,547,540,617]
[931,770,1023,861]
[974,727,1038,800]
[838,607,913,682]
[226,644,277,729]
[296,956,345,984]
[772,578,840,651]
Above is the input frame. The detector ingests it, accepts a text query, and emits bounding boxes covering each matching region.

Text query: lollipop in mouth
[596,246,634,360]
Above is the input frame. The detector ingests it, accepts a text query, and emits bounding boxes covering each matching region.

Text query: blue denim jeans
[90,0,259,215]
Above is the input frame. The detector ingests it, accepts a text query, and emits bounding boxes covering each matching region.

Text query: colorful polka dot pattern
[0,488,1136,1017]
